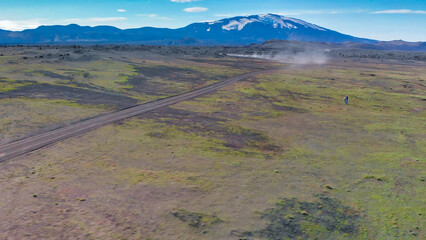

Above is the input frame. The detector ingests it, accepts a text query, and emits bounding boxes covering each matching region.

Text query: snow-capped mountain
[212,14,326,31]
[178,14,374,44]
[0,13,379,45]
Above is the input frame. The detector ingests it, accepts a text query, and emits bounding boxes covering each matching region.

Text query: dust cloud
[228,49,329,65]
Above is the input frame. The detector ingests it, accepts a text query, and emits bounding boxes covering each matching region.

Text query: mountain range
[0,13,424,51]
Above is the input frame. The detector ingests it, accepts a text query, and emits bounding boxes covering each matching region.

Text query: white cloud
[372,9,426,14]
[137,14,158,18]
[171,0,200,2]
[0,19,47,31]
[136,14,172,20]
[184,7,208,13]
[86,17,127,22]
[117,9,127,12]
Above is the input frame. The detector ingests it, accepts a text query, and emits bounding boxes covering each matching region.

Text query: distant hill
[0,13,424,50]
[258,39,426,52]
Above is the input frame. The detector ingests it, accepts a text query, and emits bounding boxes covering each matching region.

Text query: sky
[0,0,425,41]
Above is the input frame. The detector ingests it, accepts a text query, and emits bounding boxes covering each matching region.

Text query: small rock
[33,194,37,198]
[300,210,308,215]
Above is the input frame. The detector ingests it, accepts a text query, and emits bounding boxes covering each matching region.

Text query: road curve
[0,68,279,162]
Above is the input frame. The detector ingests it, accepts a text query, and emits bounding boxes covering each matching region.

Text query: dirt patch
[222,126,281,152]
[28,69,104,91]
[0,83,138,109]
[0,176,203,239]
[171,209,223,231]
[271,104,307,113]
[244,92,308,113]
[62,70,90,79]
[277,89,312,100]
[30,70,74,80]
[146,132,168,138]
[126,65,227,96]
[141,107,223,131]
[141,107,282,154]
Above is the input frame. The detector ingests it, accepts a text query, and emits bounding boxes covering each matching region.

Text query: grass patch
[240,196,364,240]
[172,209,223,230]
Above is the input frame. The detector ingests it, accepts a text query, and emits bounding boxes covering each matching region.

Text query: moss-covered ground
[0,47,252,143]
[0,51,424,239]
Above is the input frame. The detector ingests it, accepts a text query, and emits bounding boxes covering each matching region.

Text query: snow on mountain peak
[222,18,257,31]
[219,14,326,31]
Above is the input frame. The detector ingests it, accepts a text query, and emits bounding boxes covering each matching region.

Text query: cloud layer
[0,19,46,31]
[372,9,426,14]
[136,14,172,20]
[184,7,208,13]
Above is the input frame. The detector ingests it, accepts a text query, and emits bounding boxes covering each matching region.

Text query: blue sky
[0,0,425,41]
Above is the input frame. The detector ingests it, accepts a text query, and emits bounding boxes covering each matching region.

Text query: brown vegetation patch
[0,83,138,109]
[271,104,307,113]
[126,65,227,96]
[172,209,223,231]
[141,107,282,154]
[29,70,73,80]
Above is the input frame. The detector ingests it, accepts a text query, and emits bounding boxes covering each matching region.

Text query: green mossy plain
[0,49,424,239]
[0,50,251,143]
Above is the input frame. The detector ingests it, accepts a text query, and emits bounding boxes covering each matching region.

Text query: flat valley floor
[0,46,425,239]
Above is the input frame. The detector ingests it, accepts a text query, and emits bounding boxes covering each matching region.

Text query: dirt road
[0,69,279,162]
